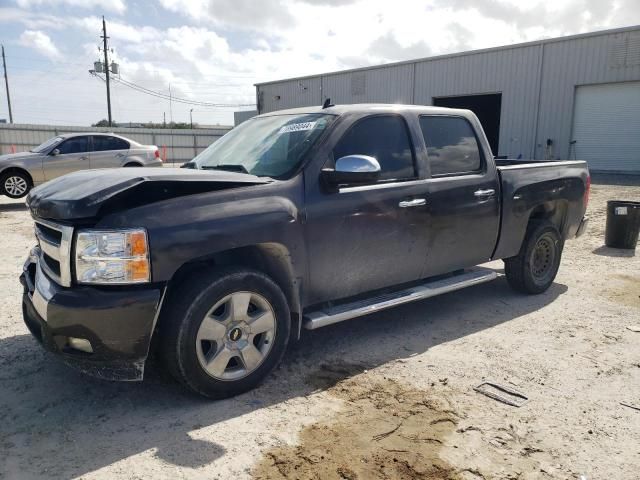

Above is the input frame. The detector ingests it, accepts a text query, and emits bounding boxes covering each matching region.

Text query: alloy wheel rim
[195,291,276,381]
[4,176,28,196]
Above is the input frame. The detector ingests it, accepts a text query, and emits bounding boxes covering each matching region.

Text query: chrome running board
[303,267,497,330]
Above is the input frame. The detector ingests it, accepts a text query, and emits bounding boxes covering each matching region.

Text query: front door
[305,114,431,305]
[90,135,131,169]
[44,135,89,180]
[418,115,500,277]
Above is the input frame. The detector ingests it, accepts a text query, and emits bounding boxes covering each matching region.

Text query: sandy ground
[0,179,638,480]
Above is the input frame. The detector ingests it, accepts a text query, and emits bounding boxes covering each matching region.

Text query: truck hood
[27,168,270,221]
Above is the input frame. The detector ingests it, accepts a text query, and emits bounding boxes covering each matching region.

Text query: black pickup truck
[21,104,590,398]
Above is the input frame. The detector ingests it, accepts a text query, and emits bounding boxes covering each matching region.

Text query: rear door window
[56,136,88,155]
[333,115,416,181]
[419,116,482,176]
[92,136,130,152]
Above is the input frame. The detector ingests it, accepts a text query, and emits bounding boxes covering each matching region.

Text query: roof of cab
[256,103,474,118]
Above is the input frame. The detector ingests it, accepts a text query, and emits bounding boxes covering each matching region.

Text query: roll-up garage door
[572,81,640,173]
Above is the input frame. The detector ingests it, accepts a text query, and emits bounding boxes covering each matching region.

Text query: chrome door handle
[116,153,125,158]
[474,189,495,197]
[399,198,427,208]
[80,156,89,161]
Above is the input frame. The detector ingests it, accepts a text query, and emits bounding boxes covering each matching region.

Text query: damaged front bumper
[20,248,164,381]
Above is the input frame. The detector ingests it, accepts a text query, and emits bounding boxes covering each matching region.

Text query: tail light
[584,175,591,209]
[154,149,162,161]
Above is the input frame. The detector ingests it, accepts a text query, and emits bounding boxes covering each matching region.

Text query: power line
[91,72,255,107]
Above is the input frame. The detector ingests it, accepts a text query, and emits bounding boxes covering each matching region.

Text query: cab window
[333,115,416,182]
[419,116,483,176]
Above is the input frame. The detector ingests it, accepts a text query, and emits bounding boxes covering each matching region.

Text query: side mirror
[50,149,60,156]
[321,155,380,187]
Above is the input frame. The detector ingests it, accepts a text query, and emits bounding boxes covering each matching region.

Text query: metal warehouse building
[255,26,640,174]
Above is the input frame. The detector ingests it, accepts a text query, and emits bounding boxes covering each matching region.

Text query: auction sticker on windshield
[278,122,317,134]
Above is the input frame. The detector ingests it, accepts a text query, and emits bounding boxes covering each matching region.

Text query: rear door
[305,114,432,304]
[43,136,89,180]
[90,135,130,169]
[418,115,500,277]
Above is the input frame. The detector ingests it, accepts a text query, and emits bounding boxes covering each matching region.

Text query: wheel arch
[159,242,303,340]
[0,166,34,197]
[0,166,34,186]
[527,199,569,236]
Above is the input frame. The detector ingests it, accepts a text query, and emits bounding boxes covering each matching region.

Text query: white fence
[0,123,233,164]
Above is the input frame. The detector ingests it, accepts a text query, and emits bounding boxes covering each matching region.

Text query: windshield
[31,136,63,153]
[193,113,334,178]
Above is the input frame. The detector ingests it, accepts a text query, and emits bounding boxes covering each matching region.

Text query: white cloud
[159,0,295,30]
[72,16,162,43]
[3,0,640,127]
[18,29,62,59]
[15,0,126,14]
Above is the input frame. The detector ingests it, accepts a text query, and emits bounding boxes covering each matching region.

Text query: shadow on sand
[592,245,636,258]
[0,276,567,477]
[0,201,27,212]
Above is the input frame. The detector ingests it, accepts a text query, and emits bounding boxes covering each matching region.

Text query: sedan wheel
[196,291,276,381]
[4,175,29,198]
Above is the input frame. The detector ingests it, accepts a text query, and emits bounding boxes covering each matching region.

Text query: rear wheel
[1,171,31,199]
[123,162,142,167]
[504,221,563,294]
[160,267,290,398]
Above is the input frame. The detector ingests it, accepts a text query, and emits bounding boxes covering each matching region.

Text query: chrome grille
[34,218,73,287]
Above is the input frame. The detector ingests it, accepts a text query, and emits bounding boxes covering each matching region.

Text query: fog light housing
[67,337,93,353]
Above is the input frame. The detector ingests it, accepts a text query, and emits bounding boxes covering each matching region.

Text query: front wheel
[1,171,31,199]
[504,221,564,294]
[160,267,291,398]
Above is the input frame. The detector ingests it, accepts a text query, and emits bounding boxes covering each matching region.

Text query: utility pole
[101,16,112,127]
[1,45,13,123]
[190,108,193,129]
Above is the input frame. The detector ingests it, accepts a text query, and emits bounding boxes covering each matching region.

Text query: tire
[1,171,31,199]
[159,266,291,399]
[504,220,564,294]
[123,162,142,167]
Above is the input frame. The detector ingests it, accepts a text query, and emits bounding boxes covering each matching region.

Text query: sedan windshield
[31,136,63,153]
[193,114,334,178]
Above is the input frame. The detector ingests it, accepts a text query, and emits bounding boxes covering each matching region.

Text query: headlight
[74,229,150,284]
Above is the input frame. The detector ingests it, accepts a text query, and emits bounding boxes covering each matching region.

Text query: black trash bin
[605,201,640,250]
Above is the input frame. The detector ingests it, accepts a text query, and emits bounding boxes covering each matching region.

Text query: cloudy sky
[0,0,639,126]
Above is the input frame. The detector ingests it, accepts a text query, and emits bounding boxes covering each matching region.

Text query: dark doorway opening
[433,93,502,156]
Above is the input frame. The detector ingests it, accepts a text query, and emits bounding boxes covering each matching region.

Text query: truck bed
[492,160,589,260]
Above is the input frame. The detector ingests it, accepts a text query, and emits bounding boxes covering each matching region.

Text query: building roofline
[254,25,640,87]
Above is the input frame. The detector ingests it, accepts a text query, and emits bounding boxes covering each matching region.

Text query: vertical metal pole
[102,17,112,127]
[169,84,174,165]
[1,45,13,123]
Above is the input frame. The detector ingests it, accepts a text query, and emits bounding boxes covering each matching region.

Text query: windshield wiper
[201,164,249,174]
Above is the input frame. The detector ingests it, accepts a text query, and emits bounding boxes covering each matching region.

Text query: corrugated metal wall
[234,110,258,126]
[412,45,542,159]
[536,29,640,159]
[256,26,640,167]
[0,124,233,163]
